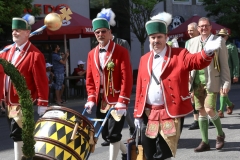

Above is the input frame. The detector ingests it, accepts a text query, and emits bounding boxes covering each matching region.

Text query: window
[172,0,192,5]
[196,0,204,5]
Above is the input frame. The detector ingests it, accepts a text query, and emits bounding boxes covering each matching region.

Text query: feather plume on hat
[151,12,172,26]
[22,14,35,25]
[145,12,172,35]
[97,8,116,27]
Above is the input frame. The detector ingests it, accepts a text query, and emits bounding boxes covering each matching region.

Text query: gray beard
[99,40,104,45]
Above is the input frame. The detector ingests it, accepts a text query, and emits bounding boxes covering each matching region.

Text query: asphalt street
[0,84,240,160]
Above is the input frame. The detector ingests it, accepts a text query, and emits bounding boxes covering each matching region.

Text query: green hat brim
[92,18,110,31]
[12,18,31,30]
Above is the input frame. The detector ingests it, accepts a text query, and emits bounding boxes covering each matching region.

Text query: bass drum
[33,106,95,160]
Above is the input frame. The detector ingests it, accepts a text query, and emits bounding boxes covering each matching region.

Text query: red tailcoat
[0,65,3,100]
[134,45,213,118]
[0,41,48,106]
[86,40,133,106]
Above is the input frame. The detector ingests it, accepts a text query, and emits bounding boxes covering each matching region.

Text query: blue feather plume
[22,14,35,25]
[97,8,116,26]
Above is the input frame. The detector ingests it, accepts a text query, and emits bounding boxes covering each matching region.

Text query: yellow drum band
[34,120,90,160]
[34,107,95,160]
[35,139,78,160]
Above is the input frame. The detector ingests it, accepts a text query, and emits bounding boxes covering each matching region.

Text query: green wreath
[0,58,35,159]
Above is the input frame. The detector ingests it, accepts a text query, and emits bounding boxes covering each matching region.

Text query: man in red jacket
[0,15,48,160]
[133,12,221,160]
[0,65,4,114]
[85,8,132,160]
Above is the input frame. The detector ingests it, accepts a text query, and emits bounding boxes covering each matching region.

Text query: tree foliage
[0,58,35,158]
[0,0,40,33]
[89,0,111,9]
[122,0,163,55]
[203,0,240,37]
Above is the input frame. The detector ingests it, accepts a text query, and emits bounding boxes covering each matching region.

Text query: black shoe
[121,153,127,160]
[0,107,5,115]
[101,141,110,146]
[188,121,199,130]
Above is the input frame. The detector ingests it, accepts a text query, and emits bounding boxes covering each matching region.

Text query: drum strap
[151,72,160,85]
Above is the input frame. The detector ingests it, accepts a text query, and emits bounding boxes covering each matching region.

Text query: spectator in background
[111,34,130,53]
[187,17,230,152]
[46,62,56,104]
[185,22,200,47]
[73,60,86,86]
[52,44,69,105]
[217,28,239,118]
[185,22,200,130]
[46,63,54,88]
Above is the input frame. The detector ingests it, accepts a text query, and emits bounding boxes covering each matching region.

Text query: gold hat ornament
[217,28,230,36]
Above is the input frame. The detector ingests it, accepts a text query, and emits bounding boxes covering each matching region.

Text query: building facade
[30,0,209,72]
[166,0,207,30]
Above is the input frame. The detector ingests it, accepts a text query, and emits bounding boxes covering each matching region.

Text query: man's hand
[114,102,126,116]
[233,77,238,83]
[221,88,229,95]
[65,51,70,58]
[85,101,95,114]
[38,106,48,116]
[134,118,143,128]
[204,37,221,54]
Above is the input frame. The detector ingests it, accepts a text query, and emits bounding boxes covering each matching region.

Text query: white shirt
[99,40,110,85]
[146,46,167,105]
[11,42,27,65]
[5,42,27,90]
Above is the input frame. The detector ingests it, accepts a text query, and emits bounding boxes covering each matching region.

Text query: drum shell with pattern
[33,106,95,160]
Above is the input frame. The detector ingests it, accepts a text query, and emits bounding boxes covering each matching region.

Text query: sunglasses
[94,30,107,35]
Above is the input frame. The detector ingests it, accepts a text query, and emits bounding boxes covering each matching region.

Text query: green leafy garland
[0,58,35,159]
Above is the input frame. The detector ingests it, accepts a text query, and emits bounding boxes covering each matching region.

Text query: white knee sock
[14,141,23,160]
[109,141,120,160]
[119,141,127,154]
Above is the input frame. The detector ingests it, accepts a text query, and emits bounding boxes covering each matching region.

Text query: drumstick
[89,129,96,153]
[70,118,80,141]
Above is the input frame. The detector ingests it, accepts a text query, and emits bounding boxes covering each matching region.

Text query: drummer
[84,8,133,160]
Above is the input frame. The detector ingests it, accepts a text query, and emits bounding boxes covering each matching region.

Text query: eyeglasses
[198,25,211,28]
[94,30,107,35]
